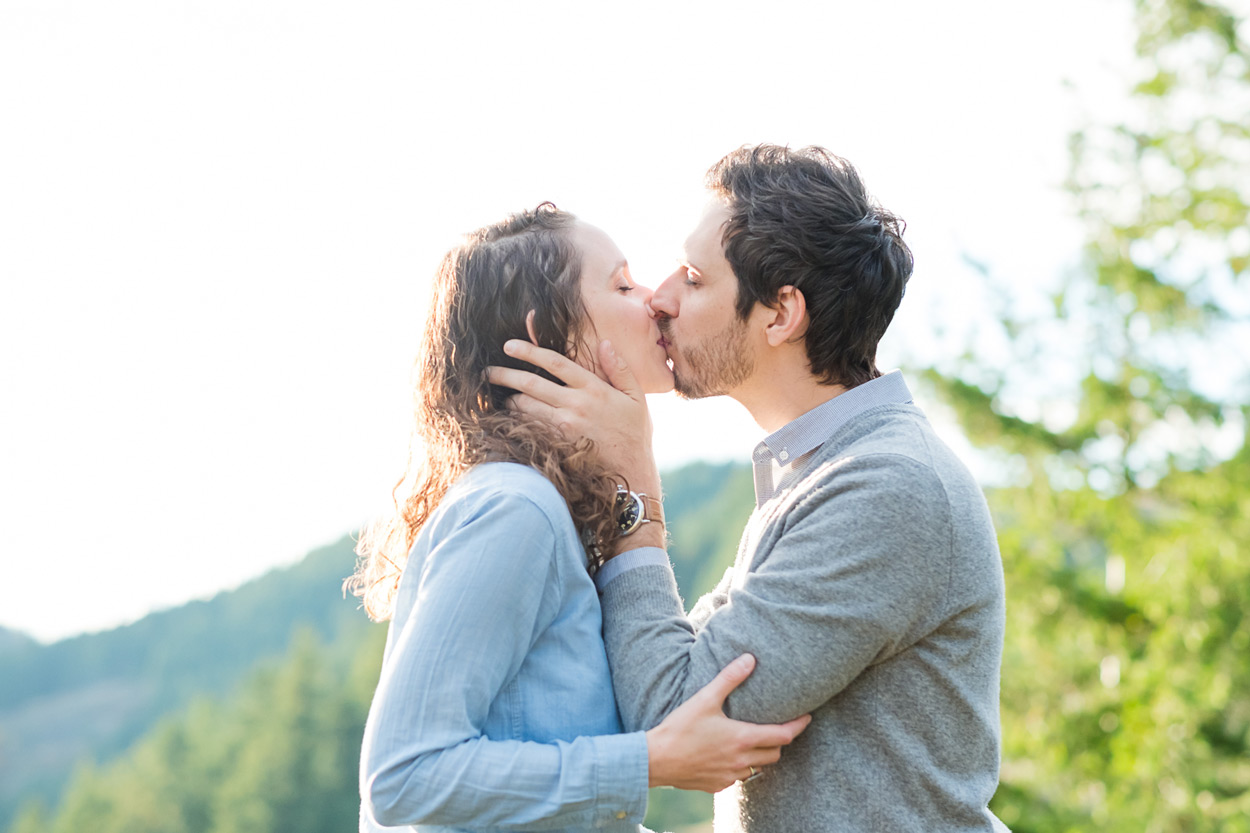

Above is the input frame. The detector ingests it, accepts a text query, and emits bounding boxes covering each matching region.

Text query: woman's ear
[525,310,540,345]
[764,285,808,347]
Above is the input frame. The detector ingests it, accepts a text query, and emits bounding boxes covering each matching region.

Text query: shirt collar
[757,370,913,467]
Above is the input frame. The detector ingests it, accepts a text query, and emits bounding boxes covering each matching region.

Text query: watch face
[615,489,643,534]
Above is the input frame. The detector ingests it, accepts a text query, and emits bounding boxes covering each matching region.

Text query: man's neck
[730,368,849,434]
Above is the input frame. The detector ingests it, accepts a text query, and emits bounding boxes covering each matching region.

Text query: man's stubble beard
[662,316,755,400]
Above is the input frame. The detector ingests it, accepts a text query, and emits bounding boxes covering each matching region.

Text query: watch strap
[637,493,665,530]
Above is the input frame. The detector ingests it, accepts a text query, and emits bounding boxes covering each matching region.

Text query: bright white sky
[1,0,1134,642]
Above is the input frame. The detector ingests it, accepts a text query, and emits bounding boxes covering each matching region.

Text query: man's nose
[649,268,682,320]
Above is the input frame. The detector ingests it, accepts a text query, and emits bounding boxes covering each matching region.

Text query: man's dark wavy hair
[706,144,914,389]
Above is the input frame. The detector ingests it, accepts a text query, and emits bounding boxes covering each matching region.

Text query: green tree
[13,629,378,833]
[663,461,756,599]
[210,630,366,833]
[927,1,1249,829]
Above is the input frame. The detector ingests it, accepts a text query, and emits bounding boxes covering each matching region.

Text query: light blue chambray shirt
[360,462,649,833]
[597,370,914,589]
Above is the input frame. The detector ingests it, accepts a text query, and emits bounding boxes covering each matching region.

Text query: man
[490,145,1008,832]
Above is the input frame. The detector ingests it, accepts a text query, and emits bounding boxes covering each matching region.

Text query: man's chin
[673,378,720,400]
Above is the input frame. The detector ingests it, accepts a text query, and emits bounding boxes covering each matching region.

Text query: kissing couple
[354,144,1009,833]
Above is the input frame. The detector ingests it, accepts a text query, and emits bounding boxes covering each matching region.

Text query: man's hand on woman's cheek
[486,339,661,496]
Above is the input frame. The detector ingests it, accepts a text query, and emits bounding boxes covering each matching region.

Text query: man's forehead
[683,199,731,259]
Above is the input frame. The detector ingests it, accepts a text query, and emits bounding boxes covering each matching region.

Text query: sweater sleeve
[600,453,953,730]
[688,563,734,629]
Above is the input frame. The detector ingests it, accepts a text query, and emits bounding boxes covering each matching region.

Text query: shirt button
[616,811,627,819]
[778,449,789,461]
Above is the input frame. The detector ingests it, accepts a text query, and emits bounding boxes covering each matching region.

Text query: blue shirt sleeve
[360,489,649,830]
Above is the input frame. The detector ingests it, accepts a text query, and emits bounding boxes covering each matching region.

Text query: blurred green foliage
[0,537,373,829]
[927,0,1249,829]
[8,629,384,833]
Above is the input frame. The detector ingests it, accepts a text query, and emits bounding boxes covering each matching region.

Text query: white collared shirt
[751,370,913,506]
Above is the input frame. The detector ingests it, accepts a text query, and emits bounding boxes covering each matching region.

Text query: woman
[351,204,805,832]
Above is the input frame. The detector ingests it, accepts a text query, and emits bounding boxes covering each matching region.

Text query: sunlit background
[0,0,1134,642]
[5,1,1250,831]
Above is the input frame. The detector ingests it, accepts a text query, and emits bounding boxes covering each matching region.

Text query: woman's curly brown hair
[346,204,623,622]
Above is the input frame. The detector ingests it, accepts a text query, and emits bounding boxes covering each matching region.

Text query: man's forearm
[599,560,704,732]
[600,458,954,733]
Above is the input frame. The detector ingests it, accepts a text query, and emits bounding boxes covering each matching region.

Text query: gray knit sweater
[600,404,1007,832]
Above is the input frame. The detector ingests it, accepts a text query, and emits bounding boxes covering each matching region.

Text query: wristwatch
[615,487,665,537]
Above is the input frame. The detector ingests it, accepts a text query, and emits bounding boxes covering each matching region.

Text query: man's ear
[763,286,808,347]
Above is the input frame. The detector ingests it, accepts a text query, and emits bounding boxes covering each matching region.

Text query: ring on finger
[744,765,764,783]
